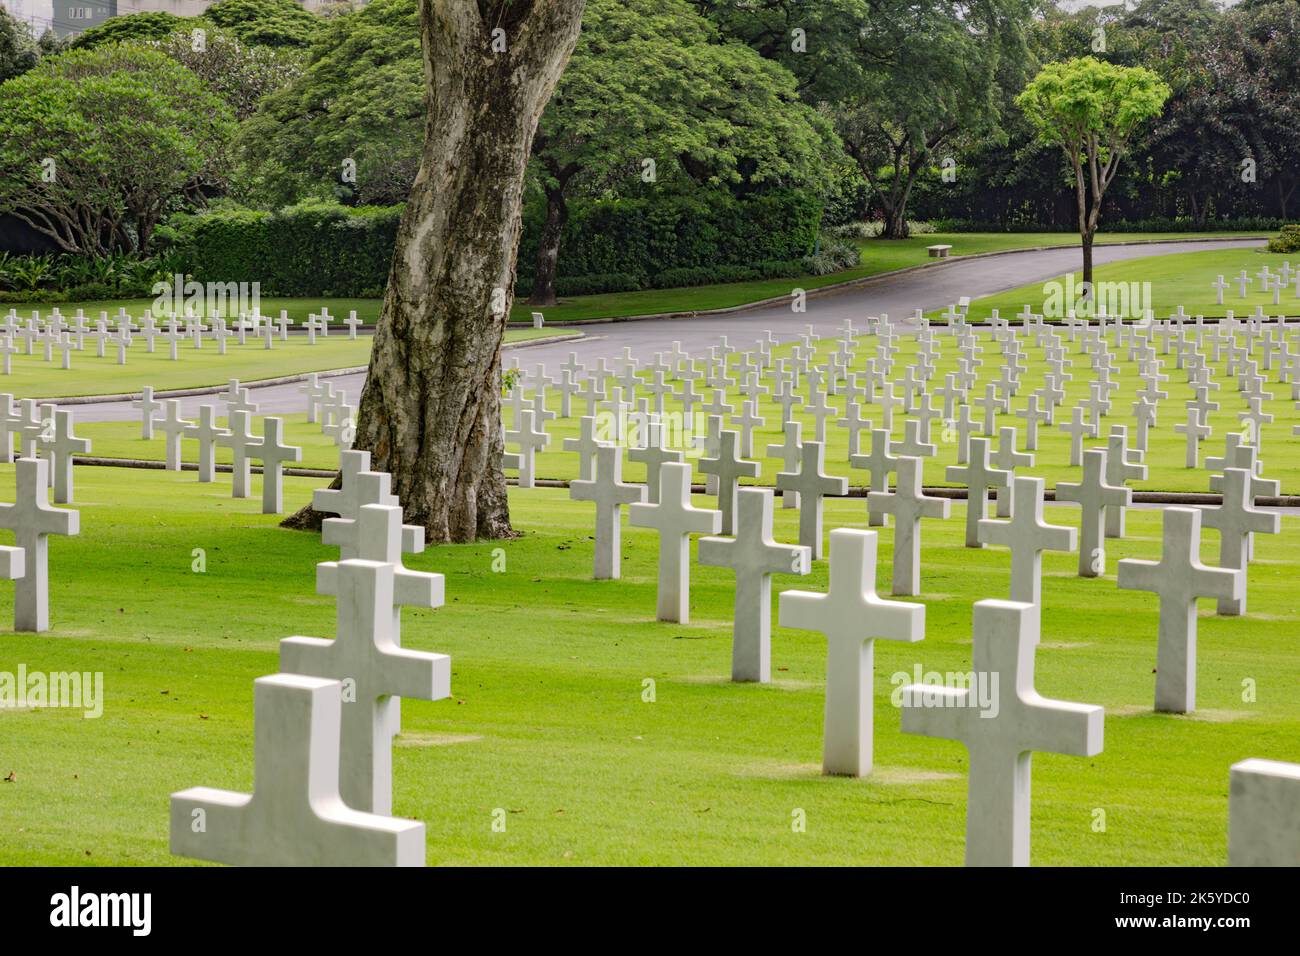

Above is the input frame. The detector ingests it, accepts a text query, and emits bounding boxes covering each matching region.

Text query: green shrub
[160,203,402,296]
[554,273,646,296]
[1267,224,1300,253]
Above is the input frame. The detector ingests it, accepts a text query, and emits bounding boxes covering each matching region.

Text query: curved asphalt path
[66,238,1262,422]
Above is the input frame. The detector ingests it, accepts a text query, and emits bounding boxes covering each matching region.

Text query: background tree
[157,26,306,122]
[68,12,189,50]
[204,0,321,49]
[1017,56,1170,287]
[286,0,587,542]
[0,6,40,83]
[694,0,1030,238]
[0,44,233,255]
[527,0,834,305]
[235,0,423,207]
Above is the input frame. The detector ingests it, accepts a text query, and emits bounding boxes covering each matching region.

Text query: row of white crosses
[0,307,328,369]
[0,394,92,504]
[299,373,357,450]
[171,450,444,866]
[133,381,303,513]
[550,313,1296,865]
[1210,262,1300,305]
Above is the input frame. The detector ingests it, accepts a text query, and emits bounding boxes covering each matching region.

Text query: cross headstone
[699,429,759,535]
[253,417,302,514]
[779,528,924,777]
[1202,467,1279,616]
[867,456,950,596]
[901,599,1104,866]
[133,386,161,440]
[184,405,230,483]
[42,409,90,504]
[629,462,720,622]
[850,428,897,529]
[503,409,548,489]
[563,415,601,482]
[170,673,425,866]
[0,456,78,631]
[217,410,261,499]
[977,477,1076,610]
[1103,428,1146,538]
[282,512,448,813]
[570,443,643,579]
[699,487,810,683]
[156,399,192,472]
[765,420,802,511]
[627,418,683,504]
[1058,404,1098,467]
[1055,448,1129,577]
[1117,507,1243,713]
[775,440,847,561]
[946,436,1010,548]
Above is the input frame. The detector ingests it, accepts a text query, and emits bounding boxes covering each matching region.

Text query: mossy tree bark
[284,0,586,542]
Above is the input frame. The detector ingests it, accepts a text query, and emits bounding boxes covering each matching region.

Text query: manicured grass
[0,466,1295,865]
[14,232,1264,333]
[0,326,569,400]
[954,247,1298,322]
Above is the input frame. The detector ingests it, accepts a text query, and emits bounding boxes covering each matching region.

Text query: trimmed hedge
[163,188,827,298]
[930,216,1284,234]
[158,203,400,297]
[517,189,823,292]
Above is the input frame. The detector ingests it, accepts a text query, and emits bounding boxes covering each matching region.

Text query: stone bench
[927,244,953,259]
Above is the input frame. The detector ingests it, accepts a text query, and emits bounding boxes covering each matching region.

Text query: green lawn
[0,466,1294,865]
[0,326,569,400]
[13,232,1265,331]
[954,247,1298,322]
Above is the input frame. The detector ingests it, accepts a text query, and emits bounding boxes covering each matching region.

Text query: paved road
[69,238,1262,422]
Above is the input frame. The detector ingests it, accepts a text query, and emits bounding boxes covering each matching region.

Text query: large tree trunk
[528,182,568,307]
[1081,228,1094,297]
[282,0,586,543]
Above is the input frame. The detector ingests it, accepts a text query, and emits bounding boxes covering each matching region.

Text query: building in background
[3,0,352,39]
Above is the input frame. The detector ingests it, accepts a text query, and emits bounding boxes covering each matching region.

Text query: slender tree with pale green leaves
[1017,56,1170,289]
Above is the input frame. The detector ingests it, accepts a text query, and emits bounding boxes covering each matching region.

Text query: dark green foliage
[66,12,189,51]
[158,203,400,297]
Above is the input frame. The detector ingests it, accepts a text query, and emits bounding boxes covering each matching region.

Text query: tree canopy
[0,44,235,255]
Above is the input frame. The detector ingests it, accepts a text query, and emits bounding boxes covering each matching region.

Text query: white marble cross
[156,399,192,472]
[1202,467,1278,616]
[977,476,1076,610]
[217,409,261,499]
[132,385,161,440]
[283,509,448,814]
[43,409,90,504]
[184,405,230,483]
[867,456,950,596]
[319,457,423,560]
[699,429,759,535]
[850,427,897,529]
[563,415,601,482]
[1228,758,1300,866]
[629,462,720,622]
[699,487,810,683]
[0,457,78,631]
[1058,404,1098,467]
[504,408,548,489]
[1103,428,1146,538]
[570,443,643,580]
[945,435,1009,548]
[1055,448,1129,577]
[627,418,683,504]
[901,599,1104,866]
[775,440,847,560]
[779,528,924,777]
[765,419,802,510]
[253,417,302,514]
[1118,507,1242,713]
[1174,406,1211,468]
[170,673,426,866]
[991,426,1032,518]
